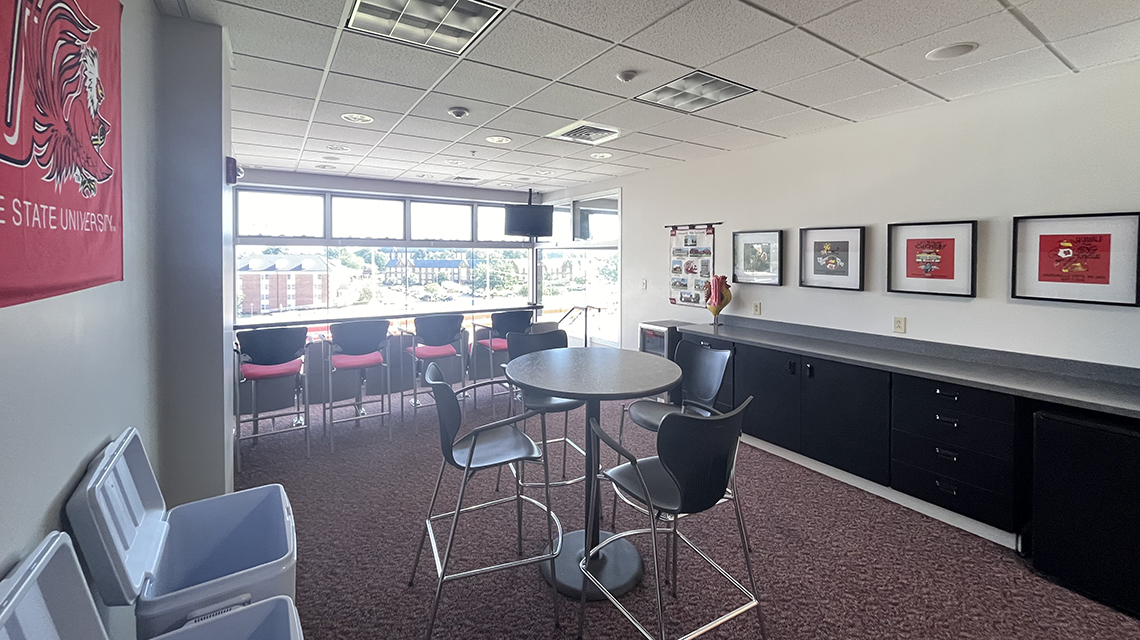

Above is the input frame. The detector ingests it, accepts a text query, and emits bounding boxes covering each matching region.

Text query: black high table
[505,347,682,600]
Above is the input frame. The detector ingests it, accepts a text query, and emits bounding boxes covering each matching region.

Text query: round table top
[505,347,682,401]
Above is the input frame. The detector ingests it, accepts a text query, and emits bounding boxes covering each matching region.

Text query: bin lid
[0,532,110,640]
[66,428,168,606]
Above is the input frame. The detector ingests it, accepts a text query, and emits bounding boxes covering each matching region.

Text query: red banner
[0,0,123,308]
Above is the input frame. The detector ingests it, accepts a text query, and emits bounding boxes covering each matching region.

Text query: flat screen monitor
[504,204,554,238]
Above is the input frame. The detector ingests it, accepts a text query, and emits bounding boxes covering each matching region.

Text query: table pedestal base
[541,529,644,601]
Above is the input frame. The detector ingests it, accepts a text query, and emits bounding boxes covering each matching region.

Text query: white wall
[551,60,1140,369]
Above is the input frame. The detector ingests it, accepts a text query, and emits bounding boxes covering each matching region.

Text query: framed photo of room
[1012,212,1140,306]
[799,226,865,290]
[887,221,977,297]
[733,230,783,285]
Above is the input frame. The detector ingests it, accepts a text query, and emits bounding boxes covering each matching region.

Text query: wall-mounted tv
[504,204,554,238]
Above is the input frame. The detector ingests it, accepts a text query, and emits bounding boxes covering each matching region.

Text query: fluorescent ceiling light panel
[635,71,754,113]
[347,0,503,55]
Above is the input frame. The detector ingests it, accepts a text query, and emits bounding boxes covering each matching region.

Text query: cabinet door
[684,335,735,412]
[800,357,891,485]
[735,344,801,451]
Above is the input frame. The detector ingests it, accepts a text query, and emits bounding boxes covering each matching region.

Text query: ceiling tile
[561,171,613,182]
[518,137,595,156]
[694,91,804,127]
[475,160,532,174]
[409,93,507,127]
[819,83,942,120]
[188,2,335,68]
[1054,19,1140,69]
[625,0,790,68]
[359,157,422,171]
[331,32,455,89]
[867,11,1043,79]
[306,138,370,157]
[301,150,361,164]
[232,112,309,136]
[297,160,350,176]
[613,154,680,169]
[493,150,560,166]
[641,115,735,142]
[566,146,637,162]
[396,172,443,184]
[914,47,1070,99]
[585,163,644,177]
[562,47,692,99]
[390,115,477,141]
[420,154,486,170]
[1019,0,1140,42]
[455,168,511,180]
[232,55,323,98]
[467,13,610,80]
[403,162,466,176]
[751,0,855,24]
[517,83,625,120]
[652,141,723,161]
[435,61,550,105]
[320,73,426,113]
[233,143,301,159]
[768,61,899,105]
[540,157,602,171]
[604,132,677,153]
[807,0,1002,56]
[752,109,847,136]
[588,101,681,132]
[236,155,297,169]
[312,103,402,132]
[705,30,852,90]
[499,174,551,185]
[696,127,781,150]
[516,0,690,42]
[206,0,345,26]
[518,166,574,178]
[308,122,386,145]
[382,133,454,154]
[368,146,435,163]
[438,142,511,161]
[232,130,305,148]
[232,89,313,120]
[459,129,540,150]
[487,109,573,137]
[349,167,404,179]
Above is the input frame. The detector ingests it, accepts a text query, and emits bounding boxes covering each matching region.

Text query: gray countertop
[681,323,1140,420]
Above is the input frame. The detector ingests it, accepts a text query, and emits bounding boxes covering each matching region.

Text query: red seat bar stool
[325,320,393,452]
[234,326,310,472]
[470,309,533,411]
[400,314,467,415]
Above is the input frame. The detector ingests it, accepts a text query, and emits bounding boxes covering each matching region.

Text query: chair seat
[605,456,683,514]
[331,351,384,370]
[628,400,682,432]
[407,344,458,359]
[522,391,585,414]
[475,338,509,351]
[452,424,542,470]
[240,358,302,381]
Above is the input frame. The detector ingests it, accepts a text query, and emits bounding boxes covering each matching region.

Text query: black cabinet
[735,344,801,451]
[799,357,891,485]
[683,334,734,413]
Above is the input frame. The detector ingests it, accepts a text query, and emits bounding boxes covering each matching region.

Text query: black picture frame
[887,220,978,298]
[732,229,783,286]
[1011,212,1140,307]
[799,226,866,291]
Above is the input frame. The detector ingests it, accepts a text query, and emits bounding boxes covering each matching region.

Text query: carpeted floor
[236,387,1140,640]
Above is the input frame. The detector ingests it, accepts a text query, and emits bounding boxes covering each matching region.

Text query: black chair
[234,326,310,472]
[409,363,562,639]
[579,397,765,640]
[471,309,533,384]
[325,320,392,451]
[402,314,467,413]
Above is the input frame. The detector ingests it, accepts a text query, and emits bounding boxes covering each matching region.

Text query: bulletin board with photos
[669,225,716,307]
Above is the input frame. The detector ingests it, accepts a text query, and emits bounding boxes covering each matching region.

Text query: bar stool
[470,309,533,409]
[325,320,392,451]
[402,314,466,414]
[234,326,310,472]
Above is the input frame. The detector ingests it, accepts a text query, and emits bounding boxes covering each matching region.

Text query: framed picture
[799,226,865,290]
[733,230,783,285]
[1012,212,1140,306]
[887,221,977,297]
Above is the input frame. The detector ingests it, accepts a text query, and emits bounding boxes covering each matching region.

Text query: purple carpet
[236,387,1140,639]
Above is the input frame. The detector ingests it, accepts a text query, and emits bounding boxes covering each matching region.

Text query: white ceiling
[181,0,1140,193]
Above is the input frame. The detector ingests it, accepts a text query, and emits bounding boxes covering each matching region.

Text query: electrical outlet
[753,302,762,315]
[893,317,907,334]
[641,279,647,290]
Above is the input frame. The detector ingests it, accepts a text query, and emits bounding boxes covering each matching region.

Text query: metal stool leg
[610,405,627,526]
[409,460,447,586]
[538,413,560,627]
[250,382,259,447]
[671,518,679,597]
[424,456,473,640]
[303,371,311,458]
[576,469,598,640]
[562,410,570,479]
[647,509,667,640]
[731,475,766,637]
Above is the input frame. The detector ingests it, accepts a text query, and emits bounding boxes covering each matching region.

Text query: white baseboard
[740,434,1019,550]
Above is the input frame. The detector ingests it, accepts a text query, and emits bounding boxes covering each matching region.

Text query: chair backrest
[528,321,559,334]
[425,362,464,467]
[236,327,308,365]
[657,397,752,514]
[507,329,568,361]
[491,310,533,338]
[675,340,731,407]
[414,314,464,346]
[329,320,390,355]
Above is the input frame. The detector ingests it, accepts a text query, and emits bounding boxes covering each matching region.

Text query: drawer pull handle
[934,388,959,401]
[934,414,959,428]
[934,447,958,462]
[805,363,814,378]
[934,479,958,496]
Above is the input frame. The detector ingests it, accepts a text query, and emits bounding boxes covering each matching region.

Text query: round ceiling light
[415,173,434,179]
[485,135,512,144]
[926,42,979,60]
[534,170,554,176]
[314,164,338,170]
[444,159,466,166]
[341,113,374,124]
[326,144,352,152]
[590,152,613,159]
[497,182,514,187]
[321,155,341,161]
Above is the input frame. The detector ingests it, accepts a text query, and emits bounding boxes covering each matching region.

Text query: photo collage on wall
[669,225,716,307]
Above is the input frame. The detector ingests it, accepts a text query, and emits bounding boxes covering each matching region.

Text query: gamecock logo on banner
[0,0,123,308]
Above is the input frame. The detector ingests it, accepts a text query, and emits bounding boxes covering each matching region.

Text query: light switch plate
[641,279,647,290]
[893,317,906,334]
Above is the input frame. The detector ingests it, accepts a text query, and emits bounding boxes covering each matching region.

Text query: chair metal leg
[731,476,766,638]
[303,372,311,458]
[538,413,560,627]
[251,382,259,448]
[354,380,363,429]
[646,509,667,640]
[671,518,679,597]
[562,410,569,479]
[425,459,472,640]
[576,469,598,640]
[515,454,525,556]
[610,406,626,527]
[409,460,448,586]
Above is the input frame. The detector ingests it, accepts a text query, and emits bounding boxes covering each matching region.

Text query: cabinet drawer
[891,461,1017,531]
[892,374,1015,423]
[892,398,1015,460]
[891,430,1013,496]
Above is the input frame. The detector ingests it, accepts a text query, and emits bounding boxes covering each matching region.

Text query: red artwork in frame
[905,238,956,280]
[1037,234,1111,285]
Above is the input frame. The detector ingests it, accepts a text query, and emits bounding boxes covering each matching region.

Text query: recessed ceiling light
[347,0,504,55]
[497,182,514,187]
[444,159,466,166]
[926,42,979,60]
[315,164,338,170]
[341,113,374,124]
[534,170,554,176]
[590,152,612,159]
[326,144,351,152]
[321,155,341,161]
[635,71,753,113]
[485,135,512,144]
[415,173,434,179]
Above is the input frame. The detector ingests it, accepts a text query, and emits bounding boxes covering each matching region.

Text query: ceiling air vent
[452,176,482,182]
[545,121,621,146]
[347,0,503,55]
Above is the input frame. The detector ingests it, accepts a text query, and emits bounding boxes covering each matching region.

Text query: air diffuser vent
[545,121,621,146]
[347,0,503,55]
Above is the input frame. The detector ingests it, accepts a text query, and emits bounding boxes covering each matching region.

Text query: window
[332,196,404,239]
[476,206,509,242]
[410,201,472,241]
[236,191,324,237]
